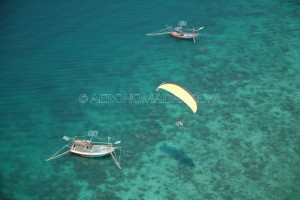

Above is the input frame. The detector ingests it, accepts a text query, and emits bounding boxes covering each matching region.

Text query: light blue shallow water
[0,0,299,199]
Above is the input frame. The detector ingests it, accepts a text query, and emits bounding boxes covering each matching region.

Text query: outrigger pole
[46,150,70,161]
[108,137,122,169]
[45,143,71,161]
[110,151,121,169]
[184,27,204,31]
[146,26,172,36]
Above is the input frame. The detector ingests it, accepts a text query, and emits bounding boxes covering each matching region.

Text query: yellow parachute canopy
[156,82,198,113]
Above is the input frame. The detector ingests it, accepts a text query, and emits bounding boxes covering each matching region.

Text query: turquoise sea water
[1,0,300,199]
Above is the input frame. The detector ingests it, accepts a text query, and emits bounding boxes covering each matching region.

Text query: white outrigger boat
[46,131,122,169]
[146,21,204,43]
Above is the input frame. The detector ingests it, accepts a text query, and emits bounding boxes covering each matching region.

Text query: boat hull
[70,145,115,158]
[170,31,199,39]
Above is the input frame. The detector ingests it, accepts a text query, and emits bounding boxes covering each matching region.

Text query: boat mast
[193,28,195,43]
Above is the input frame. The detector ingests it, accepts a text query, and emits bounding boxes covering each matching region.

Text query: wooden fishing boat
[146,21,204,43]
[70,137,116,158]
[46,131,122,169]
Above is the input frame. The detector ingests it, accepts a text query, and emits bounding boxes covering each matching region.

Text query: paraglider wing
[156,82,198,113]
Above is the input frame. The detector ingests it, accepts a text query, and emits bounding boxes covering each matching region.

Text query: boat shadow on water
[160,144,195,168]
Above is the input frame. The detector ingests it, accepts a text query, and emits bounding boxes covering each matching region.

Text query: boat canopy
[74,139,92,147]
